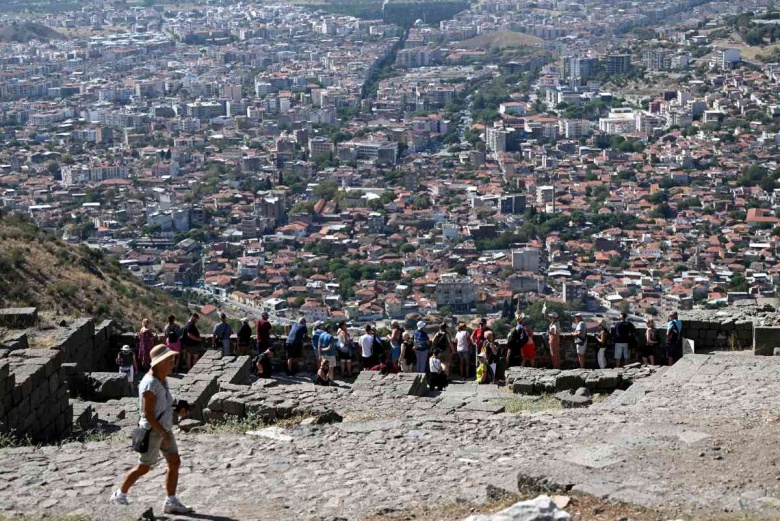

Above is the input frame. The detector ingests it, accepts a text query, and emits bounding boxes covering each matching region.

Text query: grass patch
[490,394,562,414]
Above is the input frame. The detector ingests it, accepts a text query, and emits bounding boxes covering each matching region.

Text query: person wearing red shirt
[256,312,273,354]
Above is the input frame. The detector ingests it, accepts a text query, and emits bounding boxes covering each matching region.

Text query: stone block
[0,330,28,350]
[754,326,780,356]
[87,372,132,400]
[596,370,620,389]
[555,372,584,392]
[560,393,592,408]
[512,379,536,395]
[0,307,38,328]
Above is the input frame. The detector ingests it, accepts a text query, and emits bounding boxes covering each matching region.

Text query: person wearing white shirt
[428,348,448,390]
[454,323,471,378]
[359,325,375,370]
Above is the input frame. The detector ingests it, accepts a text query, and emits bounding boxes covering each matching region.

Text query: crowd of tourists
[119,309,684,388]
[111,308,683,513]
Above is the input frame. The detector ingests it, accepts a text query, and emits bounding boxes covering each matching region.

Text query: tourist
[506,316,527,368]
[359,324,375,370]
[476,352,492,384]
[255,312,273,355]
[370,352,399,375]
[138,318,155,371]
[611,312,636,368]
[454,323,471,377]
[180,313,203,371]
[428,349,448,391]
[573,313,588,369]
[666,311,683,365]
[111,344,193,514]
[470,317,490,353]
[431,323,454,372]
[481,330,498,377]
[643,318,658,366]
[236,318,252,356]
[389,321,404,364]
[521,318,536,368]
[595,319,610,369]
[211,312,233,357]
[163,315,182,356]
[318,323,337,380]
[285,317,307,375]
[336,321,354,377]
[254,345,275,378]
[546,311,561,369]
[314,359,334,386]
[311,320,324,370]
[399,331,416,372]
[117,344,137,384]
[412,321,430,373]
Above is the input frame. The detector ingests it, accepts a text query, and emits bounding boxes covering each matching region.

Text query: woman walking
[138,318,156,371]
[111,344,192,514]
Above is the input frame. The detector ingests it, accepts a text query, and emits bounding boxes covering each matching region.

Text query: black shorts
[337,349,354,362]
[641,343,657,358]
[666,343,681,360]
[286,343,302,359]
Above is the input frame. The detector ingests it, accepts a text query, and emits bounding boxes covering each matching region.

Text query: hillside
[454,30,543,50]
[0,212,191,332]
[0,21,64,42]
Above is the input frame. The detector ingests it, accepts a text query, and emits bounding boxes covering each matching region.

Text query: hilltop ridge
[0,21,64,43]
[0,212,190,331]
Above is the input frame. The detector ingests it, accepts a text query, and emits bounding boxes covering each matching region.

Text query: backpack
[508,327,527,348]
[372,335,384,356]
[167,326,179,345]
[311,330,321,350]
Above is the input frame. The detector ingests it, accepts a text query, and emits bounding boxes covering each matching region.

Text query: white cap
[549,311,559,318]
[417,321,426,330]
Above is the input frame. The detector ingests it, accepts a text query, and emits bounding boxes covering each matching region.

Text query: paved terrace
[1,353,780,520]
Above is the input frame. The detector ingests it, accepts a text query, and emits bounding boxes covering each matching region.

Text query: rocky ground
[2,354,780,521]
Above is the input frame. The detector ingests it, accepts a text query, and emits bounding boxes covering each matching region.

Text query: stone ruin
[1,305,779,444]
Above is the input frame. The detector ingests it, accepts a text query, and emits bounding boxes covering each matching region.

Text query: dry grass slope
[0,21,64,43]
[454,30,543,50]
[0,212,190,331]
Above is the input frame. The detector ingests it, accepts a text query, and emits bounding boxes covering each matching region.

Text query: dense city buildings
[1,0,780,329]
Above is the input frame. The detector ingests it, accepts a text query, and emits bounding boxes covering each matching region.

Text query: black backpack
[508,327,527,348]
[167,326,179,344]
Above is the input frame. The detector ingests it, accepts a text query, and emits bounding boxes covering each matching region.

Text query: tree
[400,243,416,254]
[313,180,339,201]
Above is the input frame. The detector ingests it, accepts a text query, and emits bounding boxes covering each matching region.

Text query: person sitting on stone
[428,348,448,391]
[314,359,334,386]
[370,352,398,375]
[476,352,492,384]
[254,346,275,379]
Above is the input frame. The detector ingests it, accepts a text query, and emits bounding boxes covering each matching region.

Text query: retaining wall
[0,349,71,441]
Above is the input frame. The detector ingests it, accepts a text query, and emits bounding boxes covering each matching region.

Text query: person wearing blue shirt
[318,324,337,380]
[666,311,683,365]
[285,318,307,375]
[413,321,430,373]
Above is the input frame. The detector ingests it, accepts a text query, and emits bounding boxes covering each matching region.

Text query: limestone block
[0,307,38,328]
[87,372,132,400]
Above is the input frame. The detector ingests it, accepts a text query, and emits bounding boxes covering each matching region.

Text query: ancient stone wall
[171,350,252,421]
[0,349,71,441]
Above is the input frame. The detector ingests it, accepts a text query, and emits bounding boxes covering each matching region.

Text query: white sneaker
[111,490,129,506]
[164,497,194,514]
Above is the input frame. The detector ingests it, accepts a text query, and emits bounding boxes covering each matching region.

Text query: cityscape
[4,0,780,519]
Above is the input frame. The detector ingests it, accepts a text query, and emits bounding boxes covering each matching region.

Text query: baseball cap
[549,311,559,318]
[417,321,426,330]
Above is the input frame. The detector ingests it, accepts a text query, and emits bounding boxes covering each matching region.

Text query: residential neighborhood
[1,0,780,329]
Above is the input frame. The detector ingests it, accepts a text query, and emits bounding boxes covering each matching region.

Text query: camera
[173,399,190,414]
